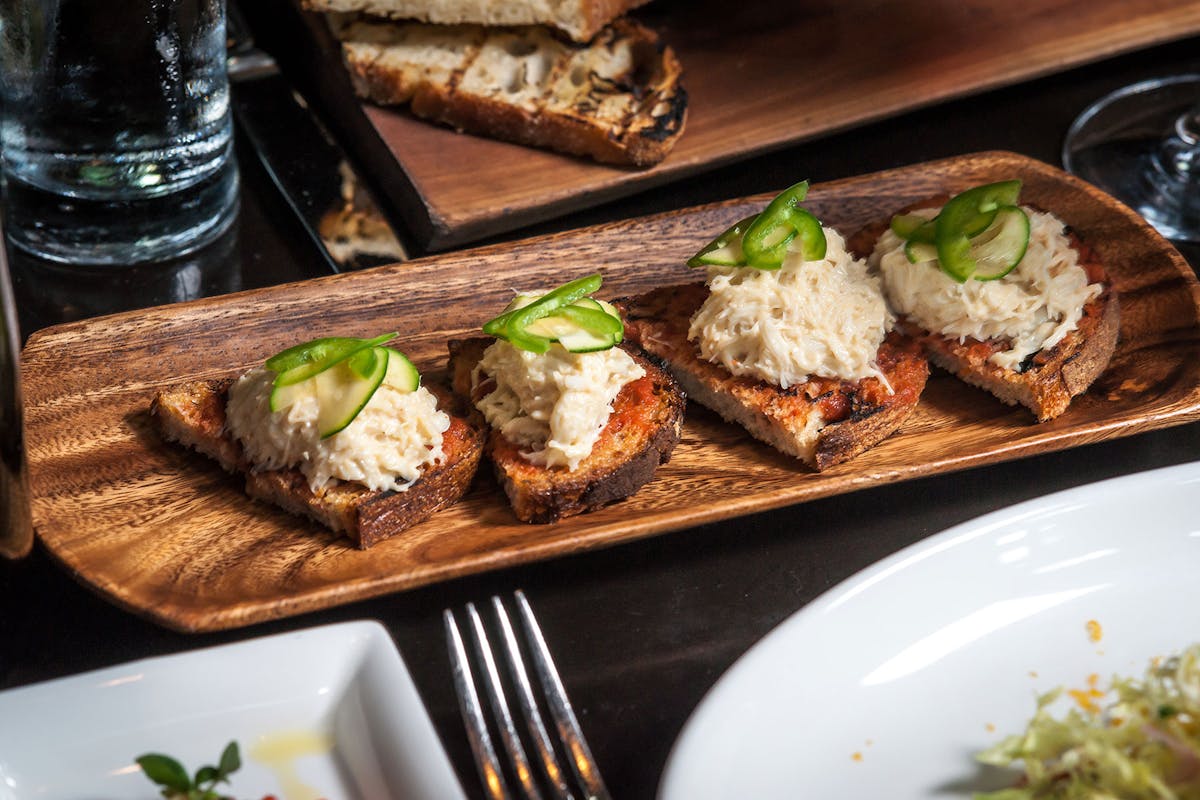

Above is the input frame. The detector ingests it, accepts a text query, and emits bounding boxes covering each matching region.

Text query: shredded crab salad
[976,644,1200,799]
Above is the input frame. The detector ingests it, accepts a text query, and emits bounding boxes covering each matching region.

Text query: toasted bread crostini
[849,195,1120,423]
[333,17,688,167]
[448,337,684,523]
[152,379,484,548]
[614,284,929,470]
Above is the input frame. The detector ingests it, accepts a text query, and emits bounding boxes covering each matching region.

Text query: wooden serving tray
[21,152,1200,633]
[297,0,1200,250]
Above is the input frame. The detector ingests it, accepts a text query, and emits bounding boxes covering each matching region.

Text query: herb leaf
[136,754,192,793]
[217,740,241,781]
[137,741,242,799]
[194,765,219,786]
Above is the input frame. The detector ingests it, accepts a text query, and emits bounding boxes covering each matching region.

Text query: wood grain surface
[21,152,1200,633]
[301,0,1200,249]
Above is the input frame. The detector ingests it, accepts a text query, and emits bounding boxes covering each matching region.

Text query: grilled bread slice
[333,16,687,166]
[151,379,484,548]
[306,0,651,43]
[613,284,929,471]
[447,337,684,523]
[848,210,1120,423]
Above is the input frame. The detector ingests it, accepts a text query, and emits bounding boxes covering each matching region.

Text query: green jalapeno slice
[687,215,758,267]
[267,332,397,387]
[741,180,827,269]
[482,274,622,353]
[934,180,1024,282]
[966,205,1030,281]
[890,213,936,244]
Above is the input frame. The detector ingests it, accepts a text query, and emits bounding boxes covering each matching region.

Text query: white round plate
[659,461,1200,800]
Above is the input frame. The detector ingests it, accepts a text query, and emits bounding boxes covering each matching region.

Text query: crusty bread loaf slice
[848,212,1120,423]
[151,379,485,548]
[447,337,684,523]
[613,284,930,471]
[306,0,651,42]
[334,16,687,166]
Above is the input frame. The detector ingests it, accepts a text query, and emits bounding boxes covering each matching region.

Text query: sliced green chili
[935,180,1023,282]
[483,274,606,353]
[890,213,936,244]
[557,304,624,336]
[267,332,396,387]
[687,215,758,267]
[741,180,827,269]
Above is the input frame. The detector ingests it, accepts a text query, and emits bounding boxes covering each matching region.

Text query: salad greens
[976,644,1200,799]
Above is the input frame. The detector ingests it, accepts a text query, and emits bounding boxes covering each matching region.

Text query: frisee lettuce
[975,645,1200,799]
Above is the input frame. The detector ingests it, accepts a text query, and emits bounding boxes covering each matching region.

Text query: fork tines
[444,590,611,800]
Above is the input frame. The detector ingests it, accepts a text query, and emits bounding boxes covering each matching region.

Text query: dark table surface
[3,18,1200,800]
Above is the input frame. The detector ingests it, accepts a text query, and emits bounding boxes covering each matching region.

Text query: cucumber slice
[970,206,1030,280]
[558,304,622,335]
[506,294,539,312]
[481,277,627,353]
[269,347,391,437]
[482,294,538,338]
[269,374,315,413]
[382,346,420,392]
[902,206,1029,280]
[905,239,938,264]
[593,299,624,343]
[313,347,389,438]
[522,300,624,352]
[489,295,624,352]
[526,314,616,352]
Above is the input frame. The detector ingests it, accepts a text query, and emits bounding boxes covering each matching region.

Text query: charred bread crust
[150,379,484,548]
[303,0,652,43]
[613,284,929,470]
[849,202,1120,422]
[337,17,687,166]
[447,337,684,523]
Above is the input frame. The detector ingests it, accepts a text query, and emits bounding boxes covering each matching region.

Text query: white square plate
[0,621,466,799]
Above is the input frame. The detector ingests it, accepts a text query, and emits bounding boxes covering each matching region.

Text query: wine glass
[1063,74,1200,242]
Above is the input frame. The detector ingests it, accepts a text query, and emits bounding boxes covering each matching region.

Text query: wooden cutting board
[20,152,1200,633]
[297,0,1200,249]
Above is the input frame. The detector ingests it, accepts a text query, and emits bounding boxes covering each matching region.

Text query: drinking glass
[0,0,238,264]
[1063,75,1200,242]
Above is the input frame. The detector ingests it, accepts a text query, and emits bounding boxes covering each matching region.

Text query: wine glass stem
[1160,101,1200,181]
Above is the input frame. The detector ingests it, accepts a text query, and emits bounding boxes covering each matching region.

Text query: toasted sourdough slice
[847,209,1120,423]
[306,0,651,42]
[613,284,930,471]
[333,16,687,166]
[447,337,684,523]
[150,379,484,548]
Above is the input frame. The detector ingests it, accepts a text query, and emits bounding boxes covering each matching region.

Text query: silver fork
[444,590,612,800]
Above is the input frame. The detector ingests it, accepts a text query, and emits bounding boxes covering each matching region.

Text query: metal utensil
[1,226,34,559]
[445,590,612,800]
